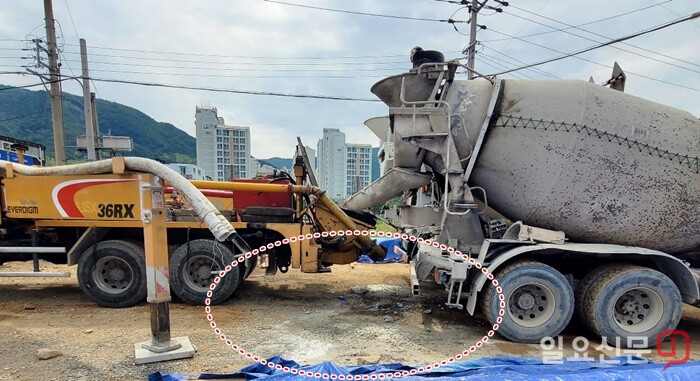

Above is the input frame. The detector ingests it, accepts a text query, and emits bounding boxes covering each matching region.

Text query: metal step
[0,245,69,277]
[0,247,66,253]
[0,271,70,278]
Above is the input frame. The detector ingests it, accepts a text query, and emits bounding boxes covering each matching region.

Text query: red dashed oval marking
[204,231,504,378]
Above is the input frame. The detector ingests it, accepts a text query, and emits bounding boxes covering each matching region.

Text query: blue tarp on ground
[149,355,700,380]
[357,238,403,263]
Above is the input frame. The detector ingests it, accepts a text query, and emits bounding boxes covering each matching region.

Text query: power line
[54,41,465,62]
[504,4,700,73]
[0,78,71,91]
[263,0,467,23]
[82,76,382,102]
[57,51,410,67]
[475,56,532,79]
[60,58,407,73]
[480,1,672,43]
[481,47,560,79]
[59,43,420,60]
[85,68,389,80]
[60,0,102,98]
[653,0,700,30]
[479,50,556,79]
[483,14,700,92]
[59,50,81,85]
[63,0,80,38]
[5,71,382,101]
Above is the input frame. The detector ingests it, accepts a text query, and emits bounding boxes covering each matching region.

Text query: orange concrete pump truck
[0,149,385,308]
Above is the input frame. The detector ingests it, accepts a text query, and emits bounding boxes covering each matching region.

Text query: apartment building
[195,106,252,181]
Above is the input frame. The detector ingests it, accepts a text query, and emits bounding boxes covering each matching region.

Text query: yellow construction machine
[0,144,385,307]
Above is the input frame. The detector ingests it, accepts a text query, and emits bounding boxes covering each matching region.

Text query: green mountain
[260,149,380,181]
[0,85,195,163]
[259,157,293,170]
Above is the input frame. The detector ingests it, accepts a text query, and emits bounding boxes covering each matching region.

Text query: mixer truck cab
[349,51,700,349]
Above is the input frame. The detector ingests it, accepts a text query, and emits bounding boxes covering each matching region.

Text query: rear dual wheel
[578,264,681,348]
[77,238,245,307]
[77,240,147,308]
[481,260,574,343]
[169,239,241,305]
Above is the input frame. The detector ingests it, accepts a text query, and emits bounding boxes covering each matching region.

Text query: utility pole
[90,92,101,160]
[466,0,488,79]
[80,38,97,161]
[43,0,66,165]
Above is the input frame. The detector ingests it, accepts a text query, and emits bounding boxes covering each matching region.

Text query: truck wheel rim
[183,254,220,291]
[507,282,556,328]
[93,256,134,294]
[613,287,663,333]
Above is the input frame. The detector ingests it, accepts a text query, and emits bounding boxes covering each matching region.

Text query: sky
[1,0,698,159]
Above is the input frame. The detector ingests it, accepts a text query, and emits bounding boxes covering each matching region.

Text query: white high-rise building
[304,146,316,175]
[195,106,218,178]
[195,106,252,181]
[346,143,372,196]
[317,129,347,199]
[166,163,208,180]
[316,128,372,200]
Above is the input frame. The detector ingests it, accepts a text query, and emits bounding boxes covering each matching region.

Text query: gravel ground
[1,260,699,380]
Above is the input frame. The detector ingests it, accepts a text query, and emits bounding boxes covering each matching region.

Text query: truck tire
[481,260,574,343]
[77,240,147,308]
[582,265,681,348]
[575,263,625,332]
[170,239,240,305]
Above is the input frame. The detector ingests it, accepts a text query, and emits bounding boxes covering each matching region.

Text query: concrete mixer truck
[343,52,700,348]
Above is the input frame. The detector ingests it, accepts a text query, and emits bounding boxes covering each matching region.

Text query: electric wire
[480,1,672,43]
[503,5,700,73]
[51,75,383,102]
[482,14,700,92]
[0,78,71,91]
[63,0,80,38]
[56,53,410,67]
[61,0,102,97]
[652,0,700,31]
[263,0,467,23]
[475,56,532,79]
[84,68,389,80]
[481,48,560,79]
[60,59,407,73]
[475,52,542,79]
[57,43,421,60]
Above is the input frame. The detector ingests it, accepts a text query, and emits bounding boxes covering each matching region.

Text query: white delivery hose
[0,158,236,241]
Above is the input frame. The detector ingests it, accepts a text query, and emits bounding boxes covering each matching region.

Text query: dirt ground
[1,260,699,380]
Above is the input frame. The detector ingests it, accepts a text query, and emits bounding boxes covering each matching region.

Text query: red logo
[52,179,137,218]
[657,330,690,370]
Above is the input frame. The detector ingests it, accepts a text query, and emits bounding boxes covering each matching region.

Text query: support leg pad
[134,336,196,364]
